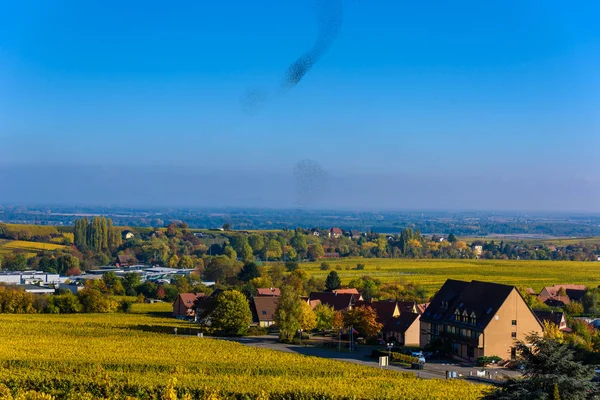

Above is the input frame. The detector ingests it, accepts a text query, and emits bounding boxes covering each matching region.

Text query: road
[223,335,521,382]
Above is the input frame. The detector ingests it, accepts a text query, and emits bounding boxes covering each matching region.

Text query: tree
[290,233,308,252]
[447,233,458,243]
[314,303,335,331]
[240,243,254,263]
[77,289,117,313]
[248,235,264,254]
[343,306,383,337]
[325,271,341,291]
[265,239,283,260]
[210,290,252,336]
[274,285,303,342]
[223,245,237,260]
[307,244,324,261]
[299,301,317,332]
[222,223,231,231]
[203,256,241,283]
[484,334,598,400]
[122,272,141,296]
[238,262,261,282]
[565,301,584,316]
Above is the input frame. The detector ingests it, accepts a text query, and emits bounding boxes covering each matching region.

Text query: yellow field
[300,258,600,293]
[0,303,486,399]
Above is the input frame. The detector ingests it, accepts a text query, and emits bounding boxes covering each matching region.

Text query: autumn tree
[274,285,303,342]
[314,303,335,331]
[299,301,317,332]
[307,243,324,261]
[343,306,383,337]
[210,290,252,336]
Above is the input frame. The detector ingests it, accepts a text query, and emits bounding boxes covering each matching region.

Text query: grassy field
[299,258,600,294]
[0,303,486,399]
[0,239,67,257]
[460,236,600,246]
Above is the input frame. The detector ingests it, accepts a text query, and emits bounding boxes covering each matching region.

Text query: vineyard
[0,240,67,258]
[299,258,600,294]
[0,303,487,399]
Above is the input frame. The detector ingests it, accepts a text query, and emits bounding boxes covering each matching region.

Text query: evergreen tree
[238,262,261,282]
[484,334,598,400]
[325,271,342,291]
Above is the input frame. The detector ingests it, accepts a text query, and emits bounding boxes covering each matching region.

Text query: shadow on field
[127,324,206,336]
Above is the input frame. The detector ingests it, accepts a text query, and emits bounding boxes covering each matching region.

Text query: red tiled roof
[257,288,281,296]
[252,296,279,322]
[177,293,205,309]
[333,288,360,295]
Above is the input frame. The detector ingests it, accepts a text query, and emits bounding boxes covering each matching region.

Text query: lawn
[0,303,486,399]
[299,258,600,294]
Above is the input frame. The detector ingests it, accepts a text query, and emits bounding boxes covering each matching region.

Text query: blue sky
[1,1,599,210]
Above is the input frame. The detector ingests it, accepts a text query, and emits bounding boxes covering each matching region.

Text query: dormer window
[462,310,468,322]
[454,309,460,321]
[470,311,477,325]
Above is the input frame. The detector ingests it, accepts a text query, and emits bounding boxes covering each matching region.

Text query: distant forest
[1,205,600,237]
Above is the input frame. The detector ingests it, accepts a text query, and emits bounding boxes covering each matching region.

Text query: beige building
[383,312,420,347]
[420,280,543,361]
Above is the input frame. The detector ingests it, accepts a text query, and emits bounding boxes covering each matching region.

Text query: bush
[476,355,502,367]
[356,263,365,270]
[120,300,133,313]
[320,262,330,271]
[370,350,419,364]
[247,326,268,336]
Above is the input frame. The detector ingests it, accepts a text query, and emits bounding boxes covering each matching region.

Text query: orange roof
[333,288,360,295]
[257,288,281,296]
[177,293,205,309]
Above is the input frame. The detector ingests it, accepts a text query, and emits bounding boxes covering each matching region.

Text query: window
[511,332,517,338]
[512,320,517,326]
[467,346,474,358]
[262,310,267,315]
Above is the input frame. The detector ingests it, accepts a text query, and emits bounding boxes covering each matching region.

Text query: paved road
[223,335,521,382]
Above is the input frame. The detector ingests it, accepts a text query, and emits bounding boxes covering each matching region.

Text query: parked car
[411,351,426,364]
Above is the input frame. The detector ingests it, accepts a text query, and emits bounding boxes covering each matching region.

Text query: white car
[411,351,426,364]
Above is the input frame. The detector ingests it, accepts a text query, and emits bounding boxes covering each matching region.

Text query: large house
[383,312,421,347]
[116,254,138,267]
[251,296,279,327]
[308,292,358,312]
[420,279,543,361]
[537,284,586,307]
[173,293,205,319]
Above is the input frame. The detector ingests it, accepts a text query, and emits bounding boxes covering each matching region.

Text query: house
[349,230,361,240]
[472,245,483,257]
[537,284,586,307]
[116,254,138,267]
[311,229,321,237]
[416,303,429,315]
[328,228,343,239]
[534,311,571,332]
[383,312,421,346]
[397,301,418,313]
[256,287,281,297]
[173,293,205,319]
[354,300,400,326]
[251,296,279,327]
[122,230,135,240]
[308,292,357,312]
[193,289,223,323]
[322,252,340,259]
[420,279,543,361]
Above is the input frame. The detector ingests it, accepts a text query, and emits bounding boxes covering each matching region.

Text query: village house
[537,284,586,307]
[122,230,135,240]
[308,292,358,312]
[349,230,361,240]
[383,312,421,347]
[472,245,483,258]
[420,279,543,361]
[534,311,571,332]
[332,288,361,296]
[328,228,343,239]
[251,296,279,327]
[173,293,205,319]
[116,254,138,267]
